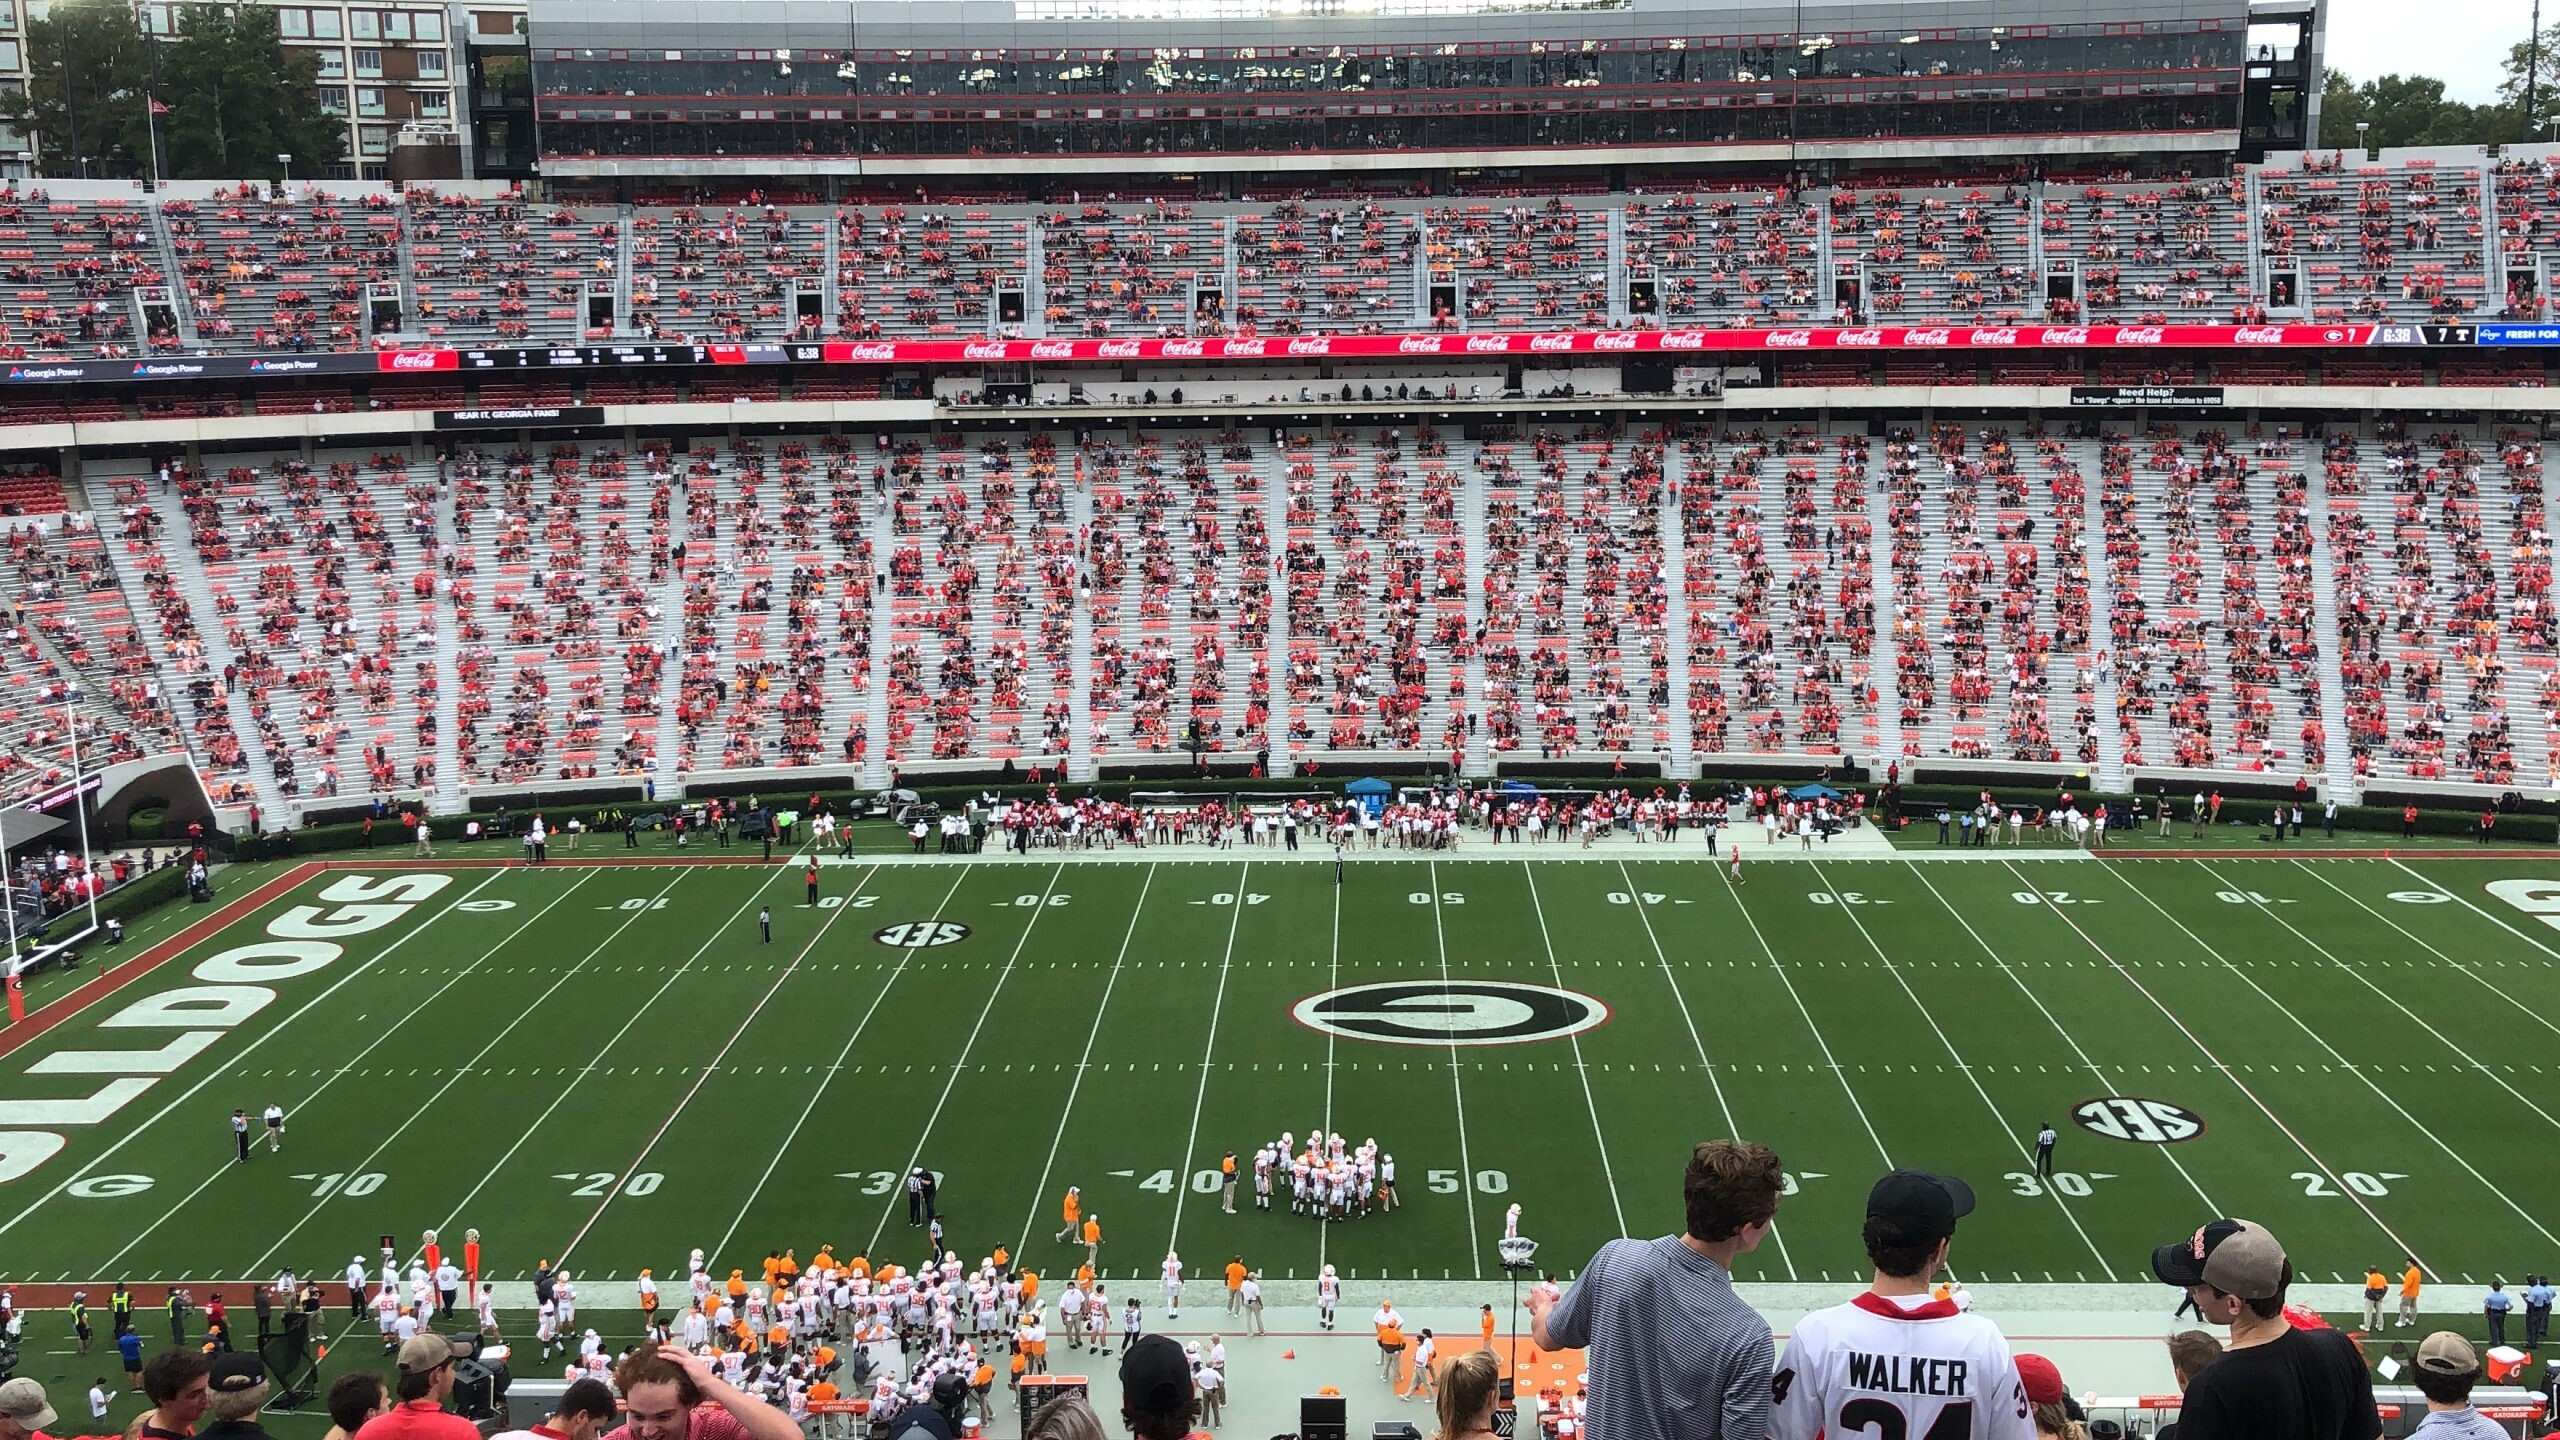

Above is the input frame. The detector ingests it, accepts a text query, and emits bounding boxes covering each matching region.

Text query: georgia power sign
[1291,981,1609,1047]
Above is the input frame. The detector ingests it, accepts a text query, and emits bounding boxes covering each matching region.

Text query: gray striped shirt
[1543,1236,1772,1440]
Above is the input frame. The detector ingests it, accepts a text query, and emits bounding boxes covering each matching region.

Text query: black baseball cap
[1867,1169,1976,1244]
[1118,1334,1193,1413]
[2151,1219,2289,1300]
[208,1353,265,1394]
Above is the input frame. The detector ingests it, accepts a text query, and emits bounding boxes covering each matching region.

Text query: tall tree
[0,0,153,179]
[2498,24,2560,141]
[154,3,342,180]
[2320,70,2518,150]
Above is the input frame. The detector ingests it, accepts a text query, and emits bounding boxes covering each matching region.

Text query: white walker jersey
[1770,1292,2034,1440]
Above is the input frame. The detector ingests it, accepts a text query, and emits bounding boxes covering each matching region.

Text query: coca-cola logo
[961,343,1010,359]
[1220,340,1268,357]
[1528,334,1575,351]
[1592,333,1639,351]
[1836,329,1886,347]
[1027,341,1075,359]
[1464,336,1512,353]
[2114,327,2166,345]
[2038,328,2092,346]
[1659,331,1707,348]
[2230,327,2285,344]
[1903,329,1953,346]
[1285,337,1332,356]
[1967,328,2020,346]
[843,343,897,361]
[1097,340,1142,358]
[1161,340,1207,358]
[1396,336,1446,355]
[382,350,454,370]
[1764,330,1814,347]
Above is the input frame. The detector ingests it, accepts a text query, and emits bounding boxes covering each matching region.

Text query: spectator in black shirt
[138,1349,213,1440]
[2149,1219,2378,1440]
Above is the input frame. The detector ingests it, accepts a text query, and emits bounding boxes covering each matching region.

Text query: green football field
[7,838,2560,1312]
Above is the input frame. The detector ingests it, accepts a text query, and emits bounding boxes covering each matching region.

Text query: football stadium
[3,0,2560,1431]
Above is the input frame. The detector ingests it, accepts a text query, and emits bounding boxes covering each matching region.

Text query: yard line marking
[862,864,1068,1256]
[1317,866,1341,1281]
[2194,859,2560,1141]
[95,868,610,1277]
[2060,860,2474,1272]
[1900,865,2223,1216]
[450,863,803,1267]
[1807,861,2117,1279]
[560,864,894,1262]
[0,866,515,1250]
[1424,861,1484,1268]
[1008,863,1158,1263]
[229,867,664,1279]
[2384,856,2560,964]
[1163,859,1251,1264]
[703,864,907,1260]
[1515,860,1617,1235]
[1703,859,1899,1201]
[2294,861,2560,1045]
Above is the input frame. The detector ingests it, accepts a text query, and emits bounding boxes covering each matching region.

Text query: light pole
[2355,120,2370,158]
[277,150,293,187]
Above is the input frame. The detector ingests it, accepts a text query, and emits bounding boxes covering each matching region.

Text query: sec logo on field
[874,921,972,948]
[2072,1096,2204,1144]
[1291,981,1609,1047]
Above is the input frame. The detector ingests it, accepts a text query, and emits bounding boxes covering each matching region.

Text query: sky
[2320,0,2530,101]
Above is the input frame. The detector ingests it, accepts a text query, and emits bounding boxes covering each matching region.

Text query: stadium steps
[2073,436,2130,793]
[1866,452,1906,763]
[2299,464,2361,802]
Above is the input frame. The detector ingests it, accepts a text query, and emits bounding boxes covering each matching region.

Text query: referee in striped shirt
[1529,1140,1784,1440]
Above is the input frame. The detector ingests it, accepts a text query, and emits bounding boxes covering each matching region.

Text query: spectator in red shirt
[605,1342,800,1440]
[353,1336,476,1440]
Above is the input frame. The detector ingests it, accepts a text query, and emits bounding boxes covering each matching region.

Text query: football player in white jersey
[1162,1251,1184,1318]
[1317,1265,1341,1331]
[1771,1170,2032,1440]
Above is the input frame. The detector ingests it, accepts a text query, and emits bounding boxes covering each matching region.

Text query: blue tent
[1789,783,1844,800]
[1501,780,1541,796]
[1345,776,1394,818]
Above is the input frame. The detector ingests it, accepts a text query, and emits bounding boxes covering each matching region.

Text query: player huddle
[1250,1130,1398,1220]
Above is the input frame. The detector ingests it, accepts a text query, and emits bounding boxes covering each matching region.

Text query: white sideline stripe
[1009,863,1159,1262]
[1521,863,1628,1236]
[1163,859,1251,1263]
[94,870,602,1277]
[862,864,1069,1257]
[0,867,514,1248]
[1900,864,2226,1217]
[562,864,890,1264]
[443,863,799,1266]
[1807,859,2120,1279]
[1424,861,1483,1267]
[2074,859,2482,1273]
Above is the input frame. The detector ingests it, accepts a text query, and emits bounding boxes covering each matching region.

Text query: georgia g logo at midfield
[1291,981,1608,1047]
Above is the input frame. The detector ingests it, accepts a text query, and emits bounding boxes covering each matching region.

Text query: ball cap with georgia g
[1118,1334,1194,1413]
[395,1333,474,1376]
[1866,1169,1977,1244]
[0,1378,57,1432]
[2150,1219,2290,1300]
